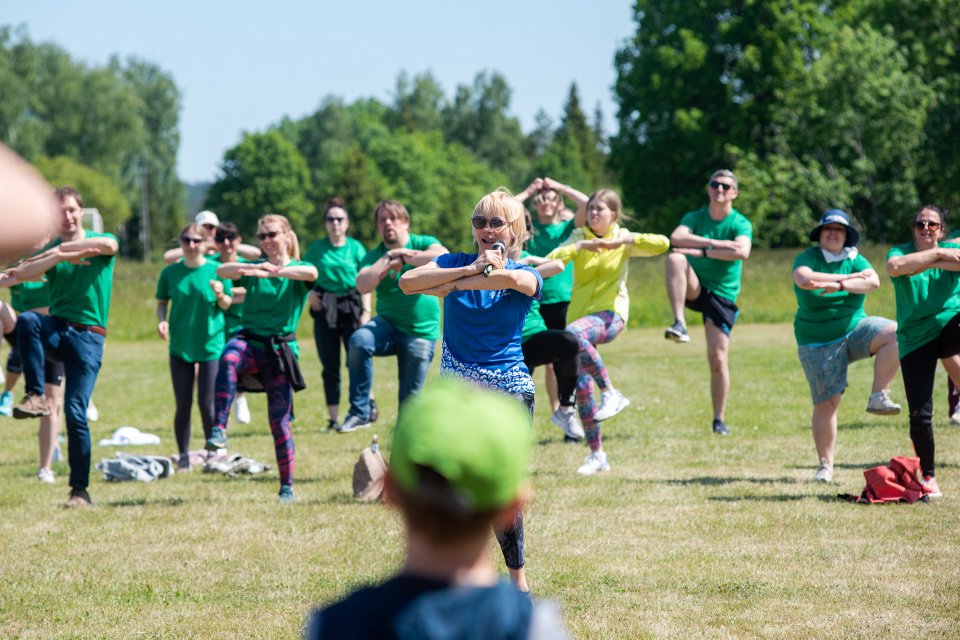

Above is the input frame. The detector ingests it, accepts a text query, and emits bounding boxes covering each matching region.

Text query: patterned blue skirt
[439,345,535,416]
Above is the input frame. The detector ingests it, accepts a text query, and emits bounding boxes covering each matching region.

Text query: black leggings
[312,308,360,407]
[495,510,524,569]
[522,330,579,407]
[170,356,218,456]
[899,312,960,477]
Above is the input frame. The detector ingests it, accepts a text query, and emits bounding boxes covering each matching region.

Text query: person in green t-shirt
[304,198,373,431]
[156,223,234,469]
[205,214,318,503]
[884,204,960,499]
[792,210,900,484]
[0,186,119,508]
[338,200,448,433]
[0,279,65,485]
[665,169,753,436]
[514,177,583,413]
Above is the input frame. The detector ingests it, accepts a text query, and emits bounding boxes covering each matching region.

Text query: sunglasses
[709,180,736,192]
[180,236,203,245]
[914,220,941,231]
[325,216,346,223]
[215,233,238,242]
[471,217,507,230]
[202,224,217,230]
[257,230,282,240]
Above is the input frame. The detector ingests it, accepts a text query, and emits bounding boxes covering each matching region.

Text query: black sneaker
[369,399,379,423]
[712,419,730,436]
[563,435,584,444]
[326,419,338,432]
[64,488,92,508]
[205,426,227,450]
[665,321,690,343]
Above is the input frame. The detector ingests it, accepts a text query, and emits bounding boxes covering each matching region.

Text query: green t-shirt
[10,280,50,312]
[222,256,254,337]
[46,232,117,328]
[239,260,316,352]
[679,207,753,302]
[519,251,548,343]
[304,237,367,296]
[156,260,232,362]
[792,247,872,345]
[361,234,442,340]
[527,218,575,305]
[888,241,960,357]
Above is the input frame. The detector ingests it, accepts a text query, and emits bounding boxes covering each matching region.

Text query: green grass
[1,326,958,639]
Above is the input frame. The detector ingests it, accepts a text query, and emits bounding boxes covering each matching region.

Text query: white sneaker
[576,451,610,476]
[813,458,833,483]
[550,407,585,440]
[866,389,900,415]
[86,400,99,422]
[235,394,251,424]
[37,468,56,484]
[951,412,960,426]
[594,389,630,421]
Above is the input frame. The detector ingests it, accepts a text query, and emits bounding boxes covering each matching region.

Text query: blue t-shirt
[433,253,542,372]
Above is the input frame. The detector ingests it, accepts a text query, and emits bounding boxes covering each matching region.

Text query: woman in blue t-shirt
[399,189,542,593]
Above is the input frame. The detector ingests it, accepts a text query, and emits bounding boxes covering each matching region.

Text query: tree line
[4,3,959,254]
[0,25,183,256]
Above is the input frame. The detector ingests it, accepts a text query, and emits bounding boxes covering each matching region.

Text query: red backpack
[842,456,932,504]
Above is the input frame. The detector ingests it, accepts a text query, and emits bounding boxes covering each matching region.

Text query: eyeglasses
[709,180,736,192]
[257,230,282,240]
[325,216,346,223]
[471,217,507,230]
[215,233,238,243]
[180,236,203,245]
[914,220,941,231]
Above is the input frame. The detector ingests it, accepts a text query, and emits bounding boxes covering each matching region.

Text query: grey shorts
[797,316,894,405]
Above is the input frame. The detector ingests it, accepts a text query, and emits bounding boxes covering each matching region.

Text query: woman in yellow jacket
[547,187,669,475]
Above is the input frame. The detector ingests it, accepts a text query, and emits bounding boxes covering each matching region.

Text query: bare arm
[514,178,543,203]
[209,280,233,310]
[887,246,960,277]
[536,259,566,279]
[163,248,183,264]
[794,266,879,294]
[60,235,119,256]
[419,269,539,298]
[217,262,249,280]
[236,244,262,260]
[156,300,169,340]
[543,178,589,227]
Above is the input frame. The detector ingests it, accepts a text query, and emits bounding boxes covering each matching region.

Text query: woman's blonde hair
[257,214,301,261]
[178,222,204,241]
[473,189,528,258]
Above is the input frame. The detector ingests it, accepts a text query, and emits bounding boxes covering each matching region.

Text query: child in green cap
[304,379,569,639]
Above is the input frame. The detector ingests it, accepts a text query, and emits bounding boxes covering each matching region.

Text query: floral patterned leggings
[567,311,625,451]
[215,337,295,487]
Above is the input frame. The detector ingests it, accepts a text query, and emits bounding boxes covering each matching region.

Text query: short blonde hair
[257,213,301,261]
[473,189,528,258]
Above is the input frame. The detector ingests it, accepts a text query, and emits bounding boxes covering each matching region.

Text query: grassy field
[1,324,958,639]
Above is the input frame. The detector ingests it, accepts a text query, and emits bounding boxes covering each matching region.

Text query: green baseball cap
[390,379,531,512]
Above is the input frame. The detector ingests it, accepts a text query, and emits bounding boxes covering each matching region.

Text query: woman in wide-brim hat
[792,209,901,484]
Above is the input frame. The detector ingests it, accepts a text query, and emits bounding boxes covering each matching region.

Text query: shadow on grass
[657,476,799,486]
[104,496,187,508]
[709,494,808,502]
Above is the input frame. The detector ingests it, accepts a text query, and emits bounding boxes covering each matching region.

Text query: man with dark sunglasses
[664,170,753,436]
[338,200,448,432]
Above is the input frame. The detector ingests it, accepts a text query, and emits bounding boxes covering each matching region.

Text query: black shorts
[686,288,739,335]
[539,301,569,331]
[6,345,64,386]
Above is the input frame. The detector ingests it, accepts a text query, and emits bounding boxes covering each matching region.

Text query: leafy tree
[33,155,130,231]
[205,130,313,233]
[116,56,185,256]
[442,71,529,179]
[391,71,445,133]
[611,1,833,231]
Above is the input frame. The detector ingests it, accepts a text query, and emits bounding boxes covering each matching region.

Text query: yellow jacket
[546,223,669,323]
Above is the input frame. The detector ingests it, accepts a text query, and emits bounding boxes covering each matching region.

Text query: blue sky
[7,0,636,183]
